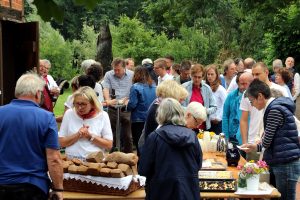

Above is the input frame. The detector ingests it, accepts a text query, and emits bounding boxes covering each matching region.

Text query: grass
[53,88,72,116]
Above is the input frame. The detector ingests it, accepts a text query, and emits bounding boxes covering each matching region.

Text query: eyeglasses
[74,102,89,108]
[192,115,202,127]
[248,97,256,105]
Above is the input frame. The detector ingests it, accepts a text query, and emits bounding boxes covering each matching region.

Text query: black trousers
[0,183,47,200]
[131,121,145,156]
[108,108,133,153]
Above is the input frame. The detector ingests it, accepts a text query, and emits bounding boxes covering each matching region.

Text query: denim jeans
[270,158,300,200]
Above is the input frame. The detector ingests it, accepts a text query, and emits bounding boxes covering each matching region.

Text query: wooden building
[0,0,39,105]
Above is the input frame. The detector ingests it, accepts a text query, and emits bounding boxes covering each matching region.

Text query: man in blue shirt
[0,72,63,200]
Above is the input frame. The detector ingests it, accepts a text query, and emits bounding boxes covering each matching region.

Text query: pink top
[190,86,205,130]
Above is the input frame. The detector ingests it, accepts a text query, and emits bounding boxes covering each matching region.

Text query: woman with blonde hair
[139,98,202,200]
[59,86,113,159]
[143,80,188,141]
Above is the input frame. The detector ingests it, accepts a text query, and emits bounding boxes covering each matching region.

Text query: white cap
[142,58,153,65]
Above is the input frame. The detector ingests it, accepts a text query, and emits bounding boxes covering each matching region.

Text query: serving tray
[201,159,227,171]
[199,179,237,192]
[198,171,233,179]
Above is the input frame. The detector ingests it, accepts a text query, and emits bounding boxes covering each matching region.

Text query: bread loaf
[84,162,102,168]
[77,165,89,175]
[110,169,125,178]
[99,168,111,177]
[106,161,118,169]
[62,160,73,173]
[104,152,138,166]
[71,158,83,166]
[86,151,104,163]
[68,165,78,174]
[86,164,101,176]
[117,164,133,176]
[99,163,106,168]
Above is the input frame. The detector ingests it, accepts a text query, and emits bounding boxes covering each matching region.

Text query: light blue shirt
[182,80,217,129]
[102,69,134,99]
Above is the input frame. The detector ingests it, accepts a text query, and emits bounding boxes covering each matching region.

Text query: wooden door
[0,20,39,105]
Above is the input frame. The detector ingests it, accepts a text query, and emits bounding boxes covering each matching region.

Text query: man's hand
[49,191,63,200]
[121,97,129,105]
[46,149,63,200]
[107,99,117,106]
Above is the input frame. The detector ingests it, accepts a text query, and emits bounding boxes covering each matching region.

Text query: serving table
[63,152,281,200]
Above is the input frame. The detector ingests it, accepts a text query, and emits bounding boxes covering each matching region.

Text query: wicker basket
[63,178,141,196]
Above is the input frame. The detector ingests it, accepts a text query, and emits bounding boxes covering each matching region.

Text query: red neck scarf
[77,108,97,120]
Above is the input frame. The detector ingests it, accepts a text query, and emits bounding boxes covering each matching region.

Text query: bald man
[285,57,300,101]
[222,72,254,146]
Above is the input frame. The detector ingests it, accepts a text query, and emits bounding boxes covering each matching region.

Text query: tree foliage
[111,16,220,65]
[32,0,101,22]
[50,0,144,40]
[26,0,300,76]
[111,16,163,62]
[270,3,300,68]
[26,7,77,80]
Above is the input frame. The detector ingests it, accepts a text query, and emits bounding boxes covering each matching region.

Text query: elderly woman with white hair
[139,98,202,200]
[185,101,207,129]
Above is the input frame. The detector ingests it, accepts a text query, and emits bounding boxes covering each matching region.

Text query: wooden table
[63,152,281,200]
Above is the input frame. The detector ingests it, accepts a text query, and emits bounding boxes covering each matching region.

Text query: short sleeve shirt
[59,109,113,159]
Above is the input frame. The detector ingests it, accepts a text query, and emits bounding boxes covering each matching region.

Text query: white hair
[272,59,283,68]
[156,98,186,126]
[81,59,96,73]
[15,72,45,98]
[40,59,51,67]
[186,102,207,122]
[142,58,153,65]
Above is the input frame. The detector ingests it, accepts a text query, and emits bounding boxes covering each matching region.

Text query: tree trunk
[96,23,113,74]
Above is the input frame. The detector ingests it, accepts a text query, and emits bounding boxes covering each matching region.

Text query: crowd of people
[0,55,299,200]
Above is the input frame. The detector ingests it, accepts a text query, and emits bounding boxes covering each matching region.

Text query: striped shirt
[102,69,134,99]
[257,109,284,152]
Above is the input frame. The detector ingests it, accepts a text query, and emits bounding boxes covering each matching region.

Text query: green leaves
[73,0,100,9]
[34,0,64,22]
[32,0,101,22]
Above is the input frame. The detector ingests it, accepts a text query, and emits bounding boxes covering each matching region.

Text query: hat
[142,58,153,65]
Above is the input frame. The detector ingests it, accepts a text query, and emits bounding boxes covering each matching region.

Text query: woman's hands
[78,124,92,140]
[77,124,112,149]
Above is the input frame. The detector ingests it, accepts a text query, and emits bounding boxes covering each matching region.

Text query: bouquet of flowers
[237,160,268,188]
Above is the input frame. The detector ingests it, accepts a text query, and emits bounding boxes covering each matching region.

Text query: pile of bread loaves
[62,152,139,178]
